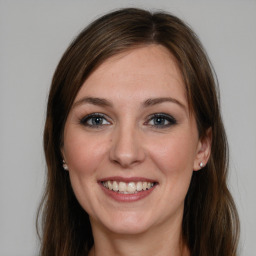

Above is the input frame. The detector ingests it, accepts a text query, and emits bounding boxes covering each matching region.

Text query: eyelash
[146,113,177,128]
[79,113,110,128]
[79,113,177,129]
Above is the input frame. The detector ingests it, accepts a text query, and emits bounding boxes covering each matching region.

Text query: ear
[61,148,69,171]
[193,128,212,171]
[60,147,66,160]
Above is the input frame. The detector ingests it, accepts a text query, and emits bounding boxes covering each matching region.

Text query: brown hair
[38,8,239,256]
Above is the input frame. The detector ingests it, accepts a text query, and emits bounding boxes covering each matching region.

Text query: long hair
[38,8,239,256]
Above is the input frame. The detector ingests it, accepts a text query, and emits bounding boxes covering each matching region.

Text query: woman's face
[62,45,210,235]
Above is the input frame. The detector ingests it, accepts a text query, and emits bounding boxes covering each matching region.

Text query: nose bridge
[110,118,145,167]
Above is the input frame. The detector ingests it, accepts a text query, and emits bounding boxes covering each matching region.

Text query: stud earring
[199,162,204,168]
[63,160,69,170]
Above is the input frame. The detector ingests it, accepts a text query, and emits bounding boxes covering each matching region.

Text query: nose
[109,123,146,168]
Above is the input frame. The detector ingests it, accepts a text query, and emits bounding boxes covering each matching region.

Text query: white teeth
[127,182,136,193]
[107,181,113,190]
[119,182,126,192]
[142,182,147,190]
[112,181,118,192]
[136,182,143,191]
[102,180,155,194]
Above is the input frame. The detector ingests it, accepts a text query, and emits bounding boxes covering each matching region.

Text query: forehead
[75,45,186,105]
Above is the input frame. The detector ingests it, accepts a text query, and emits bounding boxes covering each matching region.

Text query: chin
[97,211,153,235]
[107,221,150,235]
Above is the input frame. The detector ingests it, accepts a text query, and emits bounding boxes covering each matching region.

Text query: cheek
[63,129,110,215]
[63,129,108,177]
[149,132,198,174]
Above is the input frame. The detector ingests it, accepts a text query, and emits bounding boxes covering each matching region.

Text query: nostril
[110,151,145,168]
[109,128,146,167]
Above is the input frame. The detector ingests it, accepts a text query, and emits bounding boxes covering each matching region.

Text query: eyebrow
[143,97,186,109]
[73,97,113,108]
[73,96,185,110]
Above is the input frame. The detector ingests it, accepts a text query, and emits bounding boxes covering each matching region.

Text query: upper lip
[99,176,158,183]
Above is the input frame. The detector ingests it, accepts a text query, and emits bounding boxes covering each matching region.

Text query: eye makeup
[145,113,177,129]
[79,113,111,128]
[78,111,177,130]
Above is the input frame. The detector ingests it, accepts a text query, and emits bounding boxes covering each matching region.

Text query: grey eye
[147,114,177,128]
[80,114,110,127]
[149,116,170,126]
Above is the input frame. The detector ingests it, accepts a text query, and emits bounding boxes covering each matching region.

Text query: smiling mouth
[101,181,157,194]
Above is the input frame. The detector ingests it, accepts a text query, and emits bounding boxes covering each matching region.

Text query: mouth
[101,180,157,194]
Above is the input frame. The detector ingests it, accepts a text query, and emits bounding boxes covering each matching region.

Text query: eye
[80,113,111,127]
[146,113,177,128]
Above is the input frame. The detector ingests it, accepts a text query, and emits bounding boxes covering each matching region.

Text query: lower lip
[99,183,157,202]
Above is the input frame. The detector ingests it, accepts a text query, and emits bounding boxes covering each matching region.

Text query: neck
[89,217,190,256]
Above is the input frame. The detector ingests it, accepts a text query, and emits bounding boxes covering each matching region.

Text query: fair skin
[62,45,211,256]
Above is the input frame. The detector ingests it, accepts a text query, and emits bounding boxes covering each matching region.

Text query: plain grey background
[0,1,255,255]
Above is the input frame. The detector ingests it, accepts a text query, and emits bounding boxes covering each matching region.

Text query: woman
[38,8,239,256]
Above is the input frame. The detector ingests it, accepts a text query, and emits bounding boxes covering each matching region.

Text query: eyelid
[145,113,177,128]
[79,112,111,127]
[78,112,176,129]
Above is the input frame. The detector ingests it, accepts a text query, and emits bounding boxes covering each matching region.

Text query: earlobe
[61,148,69,171]
[193,128,212,171]
[62,159,69,171]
